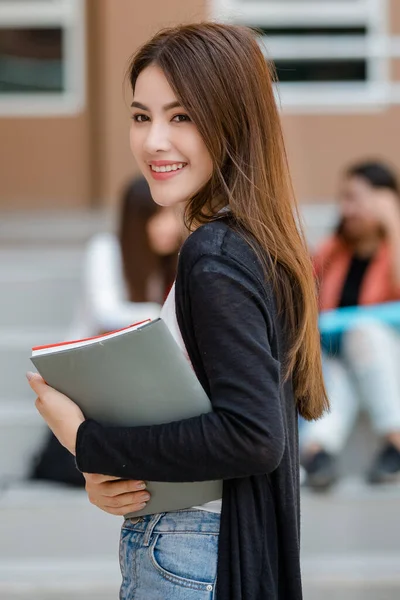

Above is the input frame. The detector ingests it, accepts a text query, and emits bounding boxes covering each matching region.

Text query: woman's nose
[143,123,171,154]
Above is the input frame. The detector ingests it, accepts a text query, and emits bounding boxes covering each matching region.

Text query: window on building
[0,0,85,115]
[213,0,394,111]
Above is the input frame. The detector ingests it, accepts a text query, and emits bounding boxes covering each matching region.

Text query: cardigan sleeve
[75,255,285,481]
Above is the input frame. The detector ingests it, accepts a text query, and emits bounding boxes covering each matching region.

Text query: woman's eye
[132,114,149,122]
[172,114,191,123]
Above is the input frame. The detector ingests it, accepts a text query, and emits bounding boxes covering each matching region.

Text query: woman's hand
[83,473,151,516]
[26,372,85,455]
[370,189,400,233]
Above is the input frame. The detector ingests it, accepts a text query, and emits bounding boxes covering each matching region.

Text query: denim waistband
[122,509,221,544]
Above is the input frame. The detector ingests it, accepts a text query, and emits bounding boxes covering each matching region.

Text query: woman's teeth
[151,163,186,173]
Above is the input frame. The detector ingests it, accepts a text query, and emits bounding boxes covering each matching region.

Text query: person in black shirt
[26,23,329,600]
[302,161,400,489]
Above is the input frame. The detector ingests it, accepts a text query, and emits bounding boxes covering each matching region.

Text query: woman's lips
[149,164,187,181]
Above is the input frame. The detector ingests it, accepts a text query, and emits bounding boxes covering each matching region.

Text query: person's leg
[301,353,359,489]
[342,321,400,483]
[119,510,219,600]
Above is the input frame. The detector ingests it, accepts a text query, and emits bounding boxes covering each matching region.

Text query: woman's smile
[149,160,188,181]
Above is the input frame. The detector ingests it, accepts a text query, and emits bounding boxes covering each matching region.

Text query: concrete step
[0,480,398,598]
[0,209,113,246]
[302,554,400,600]
[0,275,79,328]
[0,329,69,399]
[0,482,121,560]
[0,247,83,277]
[0,403,47,480]
[0,560,120,600]
[301,478,400,554]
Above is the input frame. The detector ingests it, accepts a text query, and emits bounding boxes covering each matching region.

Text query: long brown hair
[128,23,328,420]
[119,177,178,303]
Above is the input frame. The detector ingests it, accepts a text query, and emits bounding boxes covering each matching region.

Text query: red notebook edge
[32,319,151,352]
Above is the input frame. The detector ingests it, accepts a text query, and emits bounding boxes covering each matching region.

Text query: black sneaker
[367,443,400,485]
[302,450,338,491]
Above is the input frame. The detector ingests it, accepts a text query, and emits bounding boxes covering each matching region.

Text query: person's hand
[369,189,400,232]
[26,372,85,455]
[83,473,151,516]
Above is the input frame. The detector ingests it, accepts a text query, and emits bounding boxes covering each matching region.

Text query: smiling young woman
[28,22,328,600]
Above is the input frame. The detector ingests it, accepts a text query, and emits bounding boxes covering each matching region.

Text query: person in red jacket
[302,161,400,489]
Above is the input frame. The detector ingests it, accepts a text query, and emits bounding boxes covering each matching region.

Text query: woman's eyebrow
[131,101,183,111]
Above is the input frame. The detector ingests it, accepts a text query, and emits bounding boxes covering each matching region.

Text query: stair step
[0,330,68,398]
[0,277,79,328]
[0,559,120,599]
[302,554,400,600]
[301,479,400,554]
[0,482,121,560]
[0,404,47,480]
[0,209,112,245]
[0,481,398,598]
[0,247,83,278]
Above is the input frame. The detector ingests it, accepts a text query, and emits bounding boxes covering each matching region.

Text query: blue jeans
[119,509,220,599]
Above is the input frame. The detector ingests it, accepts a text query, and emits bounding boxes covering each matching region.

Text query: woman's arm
[370,190,400,294]
[75,256,285,482]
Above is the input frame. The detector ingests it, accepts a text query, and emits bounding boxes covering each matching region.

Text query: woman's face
[129,64,213,209]
[338,175,381,240]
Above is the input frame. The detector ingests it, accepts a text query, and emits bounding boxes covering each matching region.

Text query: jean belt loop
[143,513,164,547]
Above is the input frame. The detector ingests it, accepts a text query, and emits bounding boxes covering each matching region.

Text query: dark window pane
[0,28,63,93]
[257,26,367,37]
[274,59,366,82]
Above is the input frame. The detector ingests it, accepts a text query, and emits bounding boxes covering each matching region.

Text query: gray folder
[30,319,222,517]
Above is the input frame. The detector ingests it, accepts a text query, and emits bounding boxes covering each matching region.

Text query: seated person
[301,161,400,489]
[69,176,184,337]
[30,176,184,486]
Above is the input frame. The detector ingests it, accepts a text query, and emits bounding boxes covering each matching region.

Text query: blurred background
[1,1,400,599]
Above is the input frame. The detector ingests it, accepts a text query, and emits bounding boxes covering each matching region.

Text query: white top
[69,232,162,339]
[160,284,222,514]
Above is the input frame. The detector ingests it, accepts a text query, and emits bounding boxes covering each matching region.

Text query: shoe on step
[367,443,400,485]
[302,450,338,491]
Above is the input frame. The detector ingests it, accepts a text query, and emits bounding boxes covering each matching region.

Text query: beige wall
[0,114,91,210]
[282,108,400,204]
[390,0,400,34]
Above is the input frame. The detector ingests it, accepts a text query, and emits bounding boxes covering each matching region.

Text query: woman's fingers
[82,473,150,516]
[88,491,150,516]
[84,474,146,497]
[102,479,147,496]
[100,491,150,509]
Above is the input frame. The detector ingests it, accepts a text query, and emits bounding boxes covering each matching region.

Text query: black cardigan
[76,218,302,600]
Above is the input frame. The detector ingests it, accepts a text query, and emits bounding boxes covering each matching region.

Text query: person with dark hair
[30,176,183,487]
[69,176,183,338]
[302,160,400,490]
[27,23,329,600]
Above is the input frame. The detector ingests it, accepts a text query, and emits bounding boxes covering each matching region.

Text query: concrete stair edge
[301,554,400,583]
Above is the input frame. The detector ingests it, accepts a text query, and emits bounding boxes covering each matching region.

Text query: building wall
[0,111,91,210]
[282,106,400,204]
[0,0,399,210]
[0,0,206,211]
[281,0,400,204]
